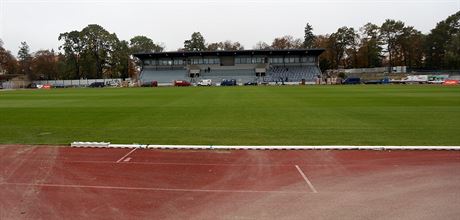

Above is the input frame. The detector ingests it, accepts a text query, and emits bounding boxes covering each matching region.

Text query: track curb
[70,142,460,151]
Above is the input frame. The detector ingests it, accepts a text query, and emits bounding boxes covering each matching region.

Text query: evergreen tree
[303,23,316,48]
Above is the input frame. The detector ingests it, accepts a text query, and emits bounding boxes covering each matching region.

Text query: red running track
[1,145,460,219]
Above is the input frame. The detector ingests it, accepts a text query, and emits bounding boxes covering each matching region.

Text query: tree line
[0,11,458,80]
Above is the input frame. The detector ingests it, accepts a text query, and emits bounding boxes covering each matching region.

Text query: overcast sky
[0,0,459,55]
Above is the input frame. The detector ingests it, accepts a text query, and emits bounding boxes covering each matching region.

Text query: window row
[144,59,185,66]
[235,57,265,64]
[191,58,220,65]
[269,57,315,64]
[144,56,316,66]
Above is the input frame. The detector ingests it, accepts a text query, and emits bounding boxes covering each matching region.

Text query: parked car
[42,84,52,89]
[244,81,258,86]
[105,80,121,87]
[443,80,459,85]
[89,82,105,88]
[174,80,191,87]
[220,79,237,86]
[141,81,158,87]
[342,77,361,84]
[197,79,212,86]
[364,78,390,84]
[26,83,38,89]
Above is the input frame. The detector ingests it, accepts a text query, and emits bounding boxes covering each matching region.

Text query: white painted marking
[295,165,318,193]
[1,182,309,194]
[123,157,132,162]
[116,148,137,163]
[71,142,460,151]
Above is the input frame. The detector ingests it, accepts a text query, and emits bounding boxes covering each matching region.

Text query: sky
[0,0,459,55]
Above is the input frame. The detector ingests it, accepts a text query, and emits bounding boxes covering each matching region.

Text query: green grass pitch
[1,85,459,146]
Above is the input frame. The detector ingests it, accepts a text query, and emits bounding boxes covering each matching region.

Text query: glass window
[159,59,172,66]
[191,58,203,65]
[173,59,184,65]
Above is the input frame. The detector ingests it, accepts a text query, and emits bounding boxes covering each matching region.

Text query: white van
[197,79,212,86]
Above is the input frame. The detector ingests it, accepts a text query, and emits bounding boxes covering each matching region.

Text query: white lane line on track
[116,148,138,163]
[295,165,318,193]
[1,182,309,194]
[13,159,340,167]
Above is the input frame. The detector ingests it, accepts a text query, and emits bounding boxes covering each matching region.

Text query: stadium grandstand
[133,49,324,85]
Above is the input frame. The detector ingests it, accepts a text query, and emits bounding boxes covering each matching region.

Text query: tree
[129,36,164,54]
[253,41,271,50]
[58,30,83,79]
[183,32,206,51]
[425,11,460,69]
[445,33,460,68]
[0,39,18,75]
[206,40,244,51]
[380,19,405,68]
[314,35,334,71]
[329,27,358,68]
[31,50,58,80]
[80,24,119,78]
[222,40,244,50]
[271,35,303,49]
[356,23,383,68]
[17,42,34,79]
[111,40,136,79]
[303,23,316,48]
[399,26,425,68]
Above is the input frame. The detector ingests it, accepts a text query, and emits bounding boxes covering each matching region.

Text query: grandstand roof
[133,49,325,59]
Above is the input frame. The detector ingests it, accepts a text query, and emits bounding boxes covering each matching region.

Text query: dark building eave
[133,49,325,59]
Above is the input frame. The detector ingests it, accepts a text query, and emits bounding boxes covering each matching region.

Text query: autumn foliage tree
[0,39,18,75]
[271,35,303,49]
[31,50,59,80]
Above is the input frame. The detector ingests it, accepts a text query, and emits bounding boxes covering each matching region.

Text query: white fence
[32,78,131,87]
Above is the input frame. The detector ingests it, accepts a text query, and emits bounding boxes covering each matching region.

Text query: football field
[1,85,459,146]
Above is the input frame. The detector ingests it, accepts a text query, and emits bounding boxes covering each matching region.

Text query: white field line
[70,142,460,151]
[1,182,308,194]
[295,165,318,193]
[116,148,138,163]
